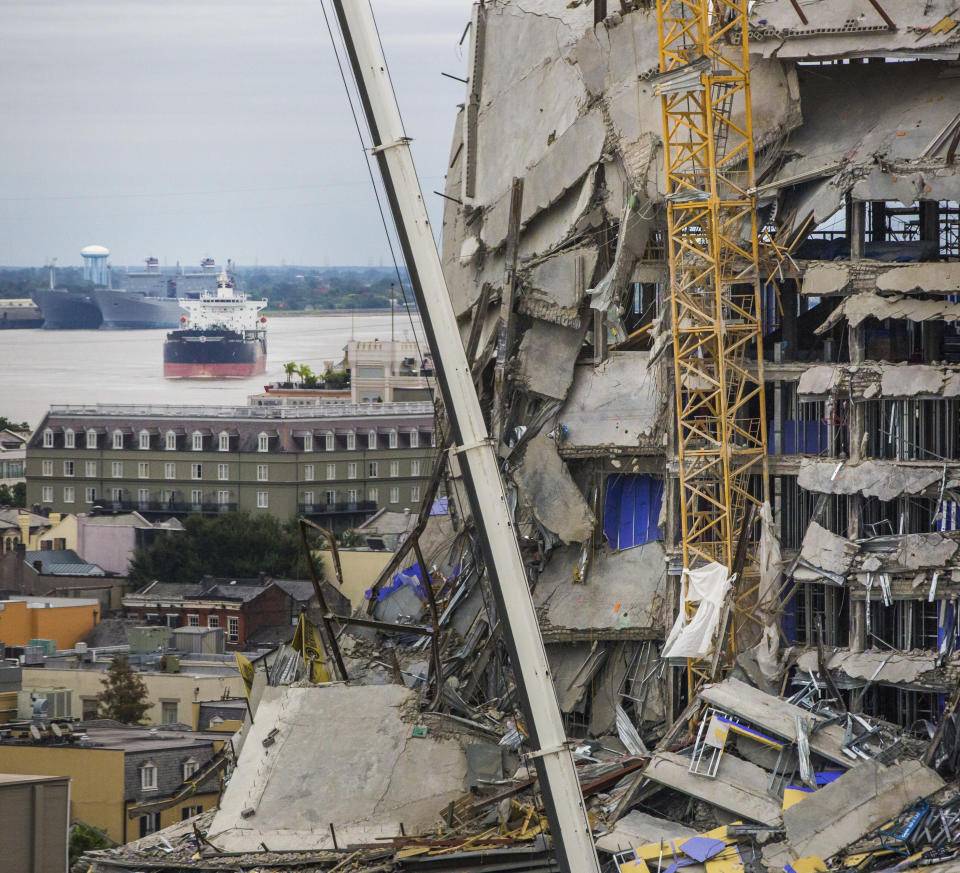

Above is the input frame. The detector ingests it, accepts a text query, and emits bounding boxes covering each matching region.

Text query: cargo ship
[163,272,268,378]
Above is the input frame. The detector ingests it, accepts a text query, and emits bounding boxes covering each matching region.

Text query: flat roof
[2,596,100,609]
[0,773,69,786]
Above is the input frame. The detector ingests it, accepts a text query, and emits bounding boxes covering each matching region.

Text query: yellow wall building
[23,666,245,726]
[0,596,99,648]
[317,548,392,610]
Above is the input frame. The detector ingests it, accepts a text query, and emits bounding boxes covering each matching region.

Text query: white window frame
[389,429,398,449]
[218,431,230,452]
[227,616,239,643]
[347,462,357,480]
[390,487,399,504]
[368,487,378,503]
[165,431,177,451]
[347,488,358,504]
[257,432,269,452]
[190,463,202,480]
[257,490,269,508]
[411,459,421,477]
[138,461,149,479]
[138,430,150,450]
[303,463,314,481]
[326,463,336,480]
[325,489,336,504]
[86,429,97,449]
[217,489,230,505]
[63,460,74,477]
[430,430,436,447]
[187,614,200,627]
[303,489,315,507]
[409,430,419,449]
[42,459,53,477]
[217,463,229,481]
[346,432,355,451]
[411,485,421,502]
[367,430,377,449]
[140,762,158,792]
[64,428,75,449]
[369,461,378,478]
[85,460,97,478]
[42,429,54,448]
[137,488,149,506]
[183,759,198,780]
[111,461,123,479]
[325,432,334,452]
[192,431,203,452]
[111,487,122,502]
[85,487,97,504]
[41,486,53,504]
[303,433,313,452]
[63,486,75,504]
[190,488,202,506]
[208,614,220,629]
[256,464,269,482]
[390,460,399,478]
[112,430,124,450]
[164,462,176,480]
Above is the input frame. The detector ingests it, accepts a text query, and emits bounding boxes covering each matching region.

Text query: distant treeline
[0,265,415,311]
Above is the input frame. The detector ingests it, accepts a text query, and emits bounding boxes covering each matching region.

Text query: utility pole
[327,4,601,873]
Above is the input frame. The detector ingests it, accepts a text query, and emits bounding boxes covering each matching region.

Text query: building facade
[26,402,438,530]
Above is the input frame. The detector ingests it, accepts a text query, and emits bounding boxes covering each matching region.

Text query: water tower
[81,244,110,286]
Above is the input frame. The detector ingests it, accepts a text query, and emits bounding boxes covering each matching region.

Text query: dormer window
[303,433,313,452]
[138,430,150,450]
[218,432,230,452]
[140,762,158,791]
[86,429,97,449]
[389,430,397,449]
[325,432,334,452]
[192,431,203,452]
[409,430,419,449]
[367,430,377,450]
[257,432,269,453]
[430,430,436,447]
[112,430,124,450]
[346,432,355,451]
[182,758,198,780]
[64,428,75,449]
[42,428,54,448]
[165,431,176,451]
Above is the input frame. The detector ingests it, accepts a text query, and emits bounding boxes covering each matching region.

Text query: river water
[0,313,423,428]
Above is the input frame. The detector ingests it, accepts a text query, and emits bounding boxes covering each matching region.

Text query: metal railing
[298,500,376,515]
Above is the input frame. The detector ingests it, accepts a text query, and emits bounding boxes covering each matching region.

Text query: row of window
[40,485,421,506]
[139,757,200,791]
[143,612,241,641]
[42,427,434,452]
[41,459,423,481]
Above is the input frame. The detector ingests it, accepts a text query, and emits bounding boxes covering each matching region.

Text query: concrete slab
[644,751,783,826]
[698,678,853,768]
[596,810,699,854]
[211,684,470,850]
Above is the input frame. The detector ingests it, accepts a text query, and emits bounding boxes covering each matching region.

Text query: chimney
[17,513,30,548]
[48,513,61,527]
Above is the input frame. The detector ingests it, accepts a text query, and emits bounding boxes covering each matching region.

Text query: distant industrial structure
[80,244,110,287]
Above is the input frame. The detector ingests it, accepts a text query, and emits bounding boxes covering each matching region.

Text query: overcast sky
[0,0,473,267]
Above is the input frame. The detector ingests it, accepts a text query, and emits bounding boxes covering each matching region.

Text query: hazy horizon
[0,0,473,267]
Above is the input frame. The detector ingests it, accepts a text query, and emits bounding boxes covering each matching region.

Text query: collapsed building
[80,2,960,872]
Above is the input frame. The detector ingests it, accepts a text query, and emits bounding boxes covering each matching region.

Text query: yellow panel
[787,856,827,873]
[782,786,814,812]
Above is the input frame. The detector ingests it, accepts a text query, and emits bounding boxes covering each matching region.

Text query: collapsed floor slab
[211,684,473,851]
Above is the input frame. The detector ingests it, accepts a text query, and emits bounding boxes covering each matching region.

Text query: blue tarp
[771,421,829,455]
[603,474,663,551]
[430,497,449,516]
[365,563,426,603]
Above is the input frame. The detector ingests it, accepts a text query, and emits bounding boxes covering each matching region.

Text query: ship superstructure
[163,272,268,378]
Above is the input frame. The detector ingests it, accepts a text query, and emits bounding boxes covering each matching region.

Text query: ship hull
[163,328,267,379]
[93,289,187,329]
[31,290,103,329]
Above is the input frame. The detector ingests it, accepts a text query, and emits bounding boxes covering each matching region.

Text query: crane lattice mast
[656,0,770,693]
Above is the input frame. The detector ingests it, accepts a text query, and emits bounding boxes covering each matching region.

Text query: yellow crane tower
[656,1,770,696]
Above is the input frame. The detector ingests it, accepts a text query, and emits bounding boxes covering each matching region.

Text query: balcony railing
[110,500,237,515]
[298,500,376,516]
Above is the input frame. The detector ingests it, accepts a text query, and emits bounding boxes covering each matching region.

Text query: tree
[96,655,151,724]
[283,360,298,385]
[297,363,317,388]
[69,823,112,867]
[127,511,313,590]
[0,416,29,432]
[0,483,25,507]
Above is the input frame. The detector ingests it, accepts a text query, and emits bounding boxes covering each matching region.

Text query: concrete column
[850,200,867,261]
[782,282,799,360]
[920,201,940,256]
[850,599,866,653]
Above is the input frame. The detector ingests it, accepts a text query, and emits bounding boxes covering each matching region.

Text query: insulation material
[512,433,594,544]
[795,650,937,685]
[514,319,585,400]
[662,563,731,661]
[558,352,665,451]
[794,522,859,583]
[816,293,960,334]
[798,459,943,500]
[603,474,663,551]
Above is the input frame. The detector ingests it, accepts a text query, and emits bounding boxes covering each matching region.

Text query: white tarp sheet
[662,562,731,660]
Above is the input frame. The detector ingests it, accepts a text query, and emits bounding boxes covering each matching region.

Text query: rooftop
[2,594,100,608]
[45,401,434,421]
[23,549,106,577]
